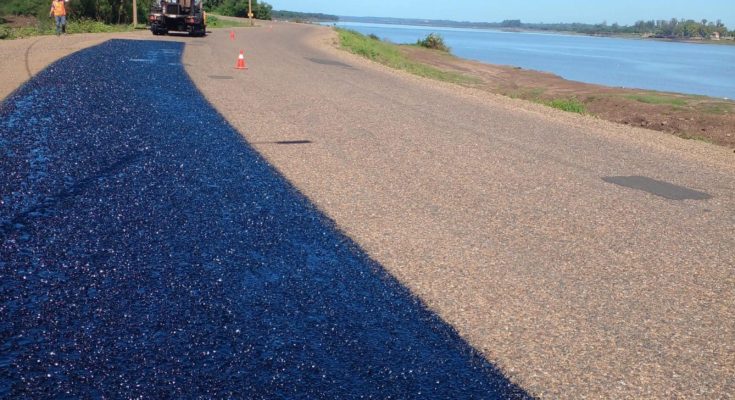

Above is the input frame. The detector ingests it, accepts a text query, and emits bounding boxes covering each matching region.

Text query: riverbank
[337,29,735,149]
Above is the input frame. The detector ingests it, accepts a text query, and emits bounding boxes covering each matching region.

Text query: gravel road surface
[180,24,734,399]
[1,22,734,399]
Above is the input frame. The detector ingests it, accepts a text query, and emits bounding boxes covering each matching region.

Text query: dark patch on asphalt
[275,140,312,145]
[602,176,712,200]
[252,140,314,145]
[24,37,43,79]
[208,75,234,80]
[306,57,355,69]
[0,39,530,399]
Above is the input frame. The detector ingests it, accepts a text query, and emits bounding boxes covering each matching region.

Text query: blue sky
[269,0,735,28]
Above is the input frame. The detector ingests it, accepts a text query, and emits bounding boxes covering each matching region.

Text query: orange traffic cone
[235,50,248,69]
[230,30,235,41]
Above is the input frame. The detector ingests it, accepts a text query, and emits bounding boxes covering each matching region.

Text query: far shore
[507,29,735,46]
[333,18,735,46]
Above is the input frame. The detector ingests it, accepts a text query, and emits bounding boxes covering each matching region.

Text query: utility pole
[248,0,253,26]
[132,0,137,26]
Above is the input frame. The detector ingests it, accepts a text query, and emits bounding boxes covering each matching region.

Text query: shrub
[368,33,379,40]
[416,33,449,51]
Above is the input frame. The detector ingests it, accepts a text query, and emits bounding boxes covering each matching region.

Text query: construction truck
[148,0,206,36]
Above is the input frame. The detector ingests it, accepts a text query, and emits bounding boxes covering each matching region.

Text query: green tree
[254,1,271,20]
[213,0,271,19]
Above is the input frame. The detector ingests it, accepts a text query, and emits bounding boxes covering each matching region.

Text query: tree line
[498,18,732,38]
[270,10,337,22]
[630,19,729,38]
[1,0,153,24]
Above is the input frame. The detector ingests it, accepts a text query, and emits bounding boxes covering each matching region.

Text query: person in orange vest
[49,0,67,36]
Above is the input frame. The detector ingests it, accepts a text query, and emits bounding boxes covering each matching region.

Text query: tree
[254,1,271,20]
[212,0,270,19]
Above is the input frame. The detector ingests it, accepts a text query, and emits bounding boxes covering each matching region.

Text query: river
[329,22,735,99]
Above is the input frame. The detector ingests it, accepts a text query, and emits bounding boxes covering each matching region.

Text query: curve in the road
[0,39,530,398]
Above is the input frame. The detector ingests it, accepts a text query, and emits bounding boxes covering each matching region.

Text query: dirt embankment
[402,46,735,148]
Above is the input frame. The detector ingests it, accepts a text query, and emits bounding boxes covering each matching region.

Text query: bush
[416,33,449,51]
[368,33,379,40]
[0,25,11,39]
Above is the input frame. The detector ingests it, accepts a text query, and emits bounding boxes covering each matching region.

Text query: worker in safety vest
[49,0,67,36]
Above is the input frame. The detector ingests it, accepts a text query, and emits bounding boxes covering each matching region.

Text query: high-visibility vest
[50,0,66,17]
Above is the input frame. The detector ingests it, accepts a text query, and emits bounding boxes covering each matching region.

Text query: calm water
[332,22,735,99]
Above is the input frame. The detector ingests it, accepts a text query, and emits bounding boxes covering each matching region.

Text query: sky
[269,0,735,28]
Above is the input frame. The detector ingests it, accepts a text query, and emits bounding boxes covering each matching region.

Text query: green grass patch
[206,15,252,29]
[66,19,129,34]
[698,103,733,115]
[676,132,715,144]
[523,88,546,99]
[336,28,480,86]
[0,19,131,39]
[626,94,688,106]
[506,87,547,101]
[545,98,586,113]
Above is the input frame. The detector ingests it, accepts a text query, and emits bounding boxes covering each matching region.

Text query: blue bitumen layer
[0,39,530,399]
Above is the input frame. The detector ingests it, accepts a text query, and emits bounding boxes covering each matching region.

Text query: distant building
[710,31,721,40]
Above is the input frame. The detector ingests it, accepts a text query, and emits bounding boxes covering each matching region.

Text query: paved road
[179,24,734,398]
[1,22,734,398]
[0,39,528,398]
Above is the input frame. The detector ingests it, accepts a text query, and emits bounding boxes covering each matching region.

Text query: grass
[626,93,689,107]
[545,98,586,113]
[0,13,251,39]
[66,19,130,34]
[337,29,588,115]
[698,103,733,115]
[205,15,253,29]
[336,28,480,86]
[676,132,715,144]
[0,19,132,39]
[507,87,546,100]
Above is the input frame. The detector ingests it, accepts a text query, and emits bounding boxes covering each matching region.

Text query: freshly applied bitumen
[0,39,529,398]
